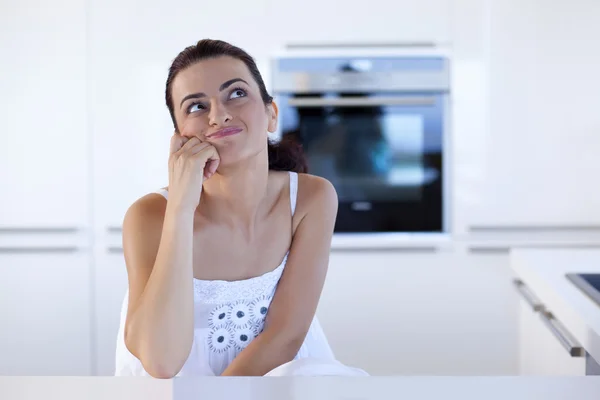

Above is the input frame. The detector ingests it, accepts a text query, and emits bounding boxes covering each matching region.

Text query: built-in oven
[271,56,450,233]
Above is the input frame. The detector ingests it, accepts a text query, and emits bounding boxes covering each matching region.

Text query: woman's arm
[220,175,338,376]
[121,196,196,379]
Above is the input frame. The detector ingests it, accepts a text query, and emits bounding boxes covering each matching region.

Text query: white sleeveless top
[114,171,340,376]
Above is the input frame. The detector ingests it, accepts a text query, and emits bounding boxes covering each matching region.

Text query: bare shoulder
[121,193,168,274]
[295,173,338,218]
[123,192,167,232]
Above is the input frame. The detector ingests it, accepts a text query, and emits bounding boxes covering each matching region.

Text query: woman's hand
[167,133,220,214]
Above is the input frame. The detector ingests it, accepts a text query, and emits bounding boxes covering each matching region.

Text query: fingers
[205,159,220,179]
[173,137,219,161]
[170,133,200,155]
[169,132,220,180]
[193,145,220,179]
[193,143,220,162]
[169,133,187,155]
[173,136,202,157]
[187,141,213,156]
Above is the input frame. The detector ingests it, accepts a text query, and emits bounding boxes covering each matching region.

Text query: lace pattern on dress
[193,253,288,304]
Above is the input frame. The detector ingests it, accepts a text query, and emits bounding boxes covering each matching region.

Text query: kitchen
[1,0,600,394]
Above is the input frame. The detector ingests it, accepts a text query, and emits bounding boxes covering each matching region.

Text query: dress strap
[289,171,298,217]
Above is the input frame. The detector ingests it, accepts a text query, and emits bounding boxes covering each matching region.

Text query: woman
[114,39,367,378]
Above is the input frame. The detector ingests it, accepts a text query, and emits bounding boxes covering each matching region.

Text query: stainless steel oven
[271,56,450,233]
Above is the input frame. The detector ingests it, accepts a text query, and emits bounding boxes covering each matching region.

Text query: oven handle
[286,96,436,107]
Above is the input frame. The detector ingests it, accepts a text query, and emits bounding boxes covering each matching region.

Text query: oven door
[276,93,446,233]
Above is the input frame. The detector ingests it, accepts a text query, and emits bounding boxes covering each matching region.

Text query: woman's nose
[208,101,232,126]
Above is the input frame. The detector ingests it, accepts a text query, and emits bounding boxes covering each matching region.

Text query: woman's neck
[200,151,270,235]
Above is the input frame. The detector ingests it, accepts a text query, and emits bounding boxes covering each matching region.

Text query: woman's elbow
[124,329,184,379]
[142,361,180,379]
[136,347,184,379]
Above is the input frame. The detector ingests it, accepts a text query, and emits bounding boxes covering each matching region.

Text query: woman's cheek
[243,102,267,131]
[180,117,204,137]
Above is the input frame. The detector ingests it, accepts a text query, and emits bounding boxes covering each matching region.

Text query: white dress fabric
[114,171,367,377]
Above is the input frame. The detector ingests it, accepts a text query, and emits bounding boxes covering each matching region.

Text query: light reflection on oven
[283,102,440,202]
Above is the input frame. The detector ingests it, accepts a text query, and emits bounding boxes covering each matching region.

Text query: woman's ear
[267,101,279,133]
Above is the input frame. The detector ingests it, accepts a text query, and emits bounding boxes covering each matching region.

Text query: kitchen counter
[2,376,600,400]
[510,248,600,365]
[329,232,452,251]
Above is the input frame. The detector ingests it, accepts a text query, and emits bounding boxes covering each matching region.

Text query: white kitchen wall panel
[472,0,600,228]
[0,0,92,377]
[0,0,89,228]
[269,0,452,47]
[0,252,92,376]
[94,250,129,375]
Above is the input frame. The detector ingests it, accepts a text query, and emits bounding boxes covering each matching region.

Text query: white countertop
[330,232,453,250]
[175,376,600,399]
[510,248,600,363]
[2,376,600,400]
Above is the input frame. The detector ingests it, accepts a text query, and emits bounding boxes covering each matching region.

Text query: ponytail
[267,136,307,173]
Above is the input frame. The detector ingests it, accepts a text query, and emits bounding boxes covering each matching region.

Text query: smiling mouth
[207,127,243,139]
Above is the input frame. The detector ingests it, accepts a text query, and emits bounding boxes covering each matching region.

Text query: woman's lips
[207,127,243,139]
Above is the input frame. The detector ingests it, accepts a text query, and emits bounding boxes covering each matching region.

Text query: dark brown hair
[165,39,307,173]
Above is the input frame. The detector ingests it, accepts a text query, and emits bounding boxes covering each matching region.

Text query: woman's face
[171,56,278,168]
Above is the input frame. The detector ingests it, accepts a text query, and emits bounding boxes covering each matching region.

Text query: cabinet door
[0,0,88,227]
[269,0,451,46]
[516,281,545,375]
[0,251,91,375]
[94,247,129,376]
[516,280,585,375]
[473,0,600,227]
[536,310,586,376]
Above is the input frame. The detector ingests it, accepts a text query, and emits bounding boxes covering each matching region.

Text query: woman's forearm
[220,328,305,376]
[124,205,196,378]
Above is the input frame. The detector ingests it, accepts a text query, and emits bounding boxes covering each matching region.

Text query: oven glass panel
[277,93,445,233]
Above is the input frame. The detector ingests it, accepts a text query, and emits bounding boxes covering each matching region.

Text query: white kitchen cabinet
[515,279,586,376]
[94,248,129,376]
[472,0,600,228]
[0,252,91,376]
[0,0,89,228]
[269,0,452,47]
[0,0,92,377]
[317,249,518,375]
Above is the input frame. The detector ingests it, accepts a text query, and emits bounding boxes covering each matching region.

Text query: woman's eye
[229,89,247,100]
[188,103,205,113]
